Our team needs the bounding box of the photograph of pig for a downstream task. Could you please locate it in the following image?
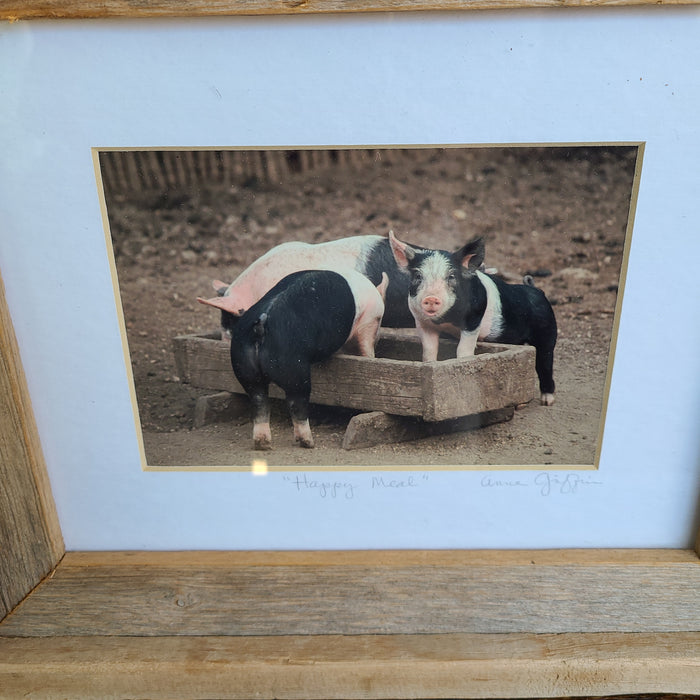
[199,230,556,414]
[100,146,638,469]
[201,268,387,450]
[387,231,557,406]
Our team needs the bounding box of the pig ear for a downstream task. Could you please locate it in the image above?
[197,295,243,315]
[456,237,485,271]
[211,280,230,297]
[388,230,415,269]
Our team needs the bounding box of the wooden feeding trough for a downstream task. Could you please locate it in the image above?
[173,328,537,448]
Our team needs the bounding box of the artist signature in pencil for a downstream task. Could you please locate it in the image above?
[481,472,603,496]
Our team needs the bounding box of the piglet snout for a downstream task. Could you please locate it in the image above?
[421,296,442,315]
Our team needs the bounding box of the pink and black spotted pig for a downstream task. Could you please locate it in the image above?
[215,268,387,450]
[198,235,416,338]
[199,231,557,408]
[389,231,557,406]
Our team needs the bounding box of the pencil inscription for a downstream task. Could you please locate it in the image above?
[480,471,603,496]
[282,473,430,499]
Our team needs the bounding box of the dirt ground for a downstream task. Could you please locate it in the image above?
[103,146,638,470]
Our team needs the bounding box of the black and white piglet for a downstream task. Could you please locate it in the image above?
[389,231,557,406]
[227,268,387,450]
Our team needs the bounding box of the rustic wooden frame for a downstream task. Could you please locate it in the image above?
[2,215,699,700]
[1,4,699,698]
[0,0,698,19]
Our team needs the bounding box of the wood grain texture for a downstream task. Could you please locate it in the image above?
[0,273,64,622]
[97,150,423,196]
[0,633,698,698]
[31,547,700,566]
[193,390,250,427]
[174,333,426,415]
[1,0,699,20]
[341,406,515,449]
[1,550,698,637]
[173,333,535,420]
[420,345,535,421]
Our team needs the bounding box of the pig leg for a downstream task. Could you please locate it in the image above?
[344,271,386,357]
[267,355,315,448]
[415,322,441,362]
[249,389,272,451]
[278,367,315,448]
[456,327,479,358]
[231,347,272,449]
[286,393,314,448]
[352,317,381,358]
[535,342,556,406]
[528,301,557,406]
[343,313,380,357]
[292,417,314,449]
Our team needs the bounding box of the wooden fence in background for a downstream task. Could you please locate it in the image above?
[98,149,402,196]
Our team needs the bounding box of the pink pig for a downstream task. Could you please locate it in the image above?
[197,236,384,338]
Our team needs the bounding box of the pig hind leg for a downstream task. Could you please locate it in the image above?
[286,392,314,448]
[503,284,557,406]
[535,339,556,406]
[234,373,272,450]
[530,315,557,406]
[231,349,273,450]
[351,315,382,358]
[249,388,273,450]
[271,364,315,448]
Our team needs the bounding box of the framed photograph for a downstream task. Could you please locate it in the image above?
[98,144,638,471]
[1,4,699,698]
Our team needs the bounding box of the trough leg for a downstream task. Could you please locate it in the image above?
[342,407,515,451]
[193,391,251,428]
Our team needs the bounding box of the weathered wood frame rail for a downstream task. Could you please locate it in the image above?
[2,6,700,698]
[1,0,699,19]
[2,249,700,698]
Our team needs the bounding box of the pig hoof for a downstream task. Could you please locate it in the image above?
[254,437,272,451]
[295,436,315,449]
[541,393,555,406]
